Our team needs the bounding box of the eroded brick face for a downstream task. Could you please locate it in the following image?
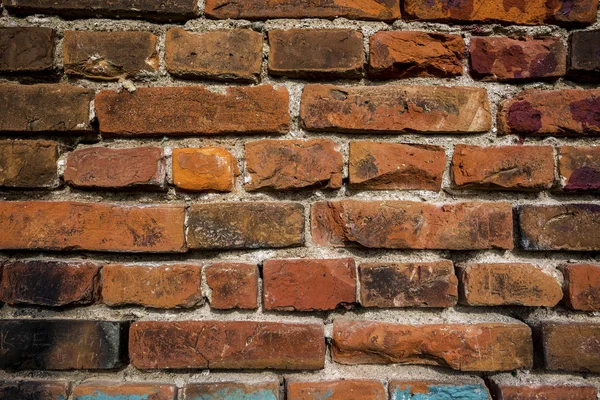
[0,27,55,72]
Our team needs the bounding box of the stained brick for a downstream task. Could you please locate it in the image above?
[205,263,258,310]
[0,140,58,188]
[184,382,279,400]
[568,30,600,81]
[541,322,600,372]
[287,380,385,400]
[562,264,600,311]
[172,148,239,192]
[0,380,69,400]
[0,27,54,72]
[558,146,600,191]
[389,381,490,400]
[489,382,598,400]
[73,382,177,400]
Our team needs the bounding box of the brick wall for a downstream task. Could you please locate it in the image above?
[0,0,599,398]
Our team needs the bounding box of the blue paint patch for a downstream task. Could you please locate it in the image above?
[392,384,488,400]
[313,389,333,400]
[191,388,277,400]
[73,390,149,400]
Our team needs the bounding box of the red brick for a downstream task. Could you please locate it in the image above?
[569,30,600,81]
[451,145,555,190]
[332,320,533,371]
[101,264,202,308]
[166,28,262,82]
[562,264,600,311]
[0,380,69,400]
[245,139,343,191]
[185,382,279,400]
[0,201,185,252]
[96,85,289,137]
[498,89,600,136]
[268,29,364,79]
[559,146,600,191]
[489,382,598,400]
[541,322,600,372]
[359,261,458,308]
[129,320,325,370]
[205,263,258,310]
[172,147,239,192]
[287,380,386,400]
[0,139,58,188]
[349,141,446,191]
[300,84,491,134]
[0,27,54,72]
[0,84,92,133]
[73,382,176,400]
[369,31,464,79]
[263,258,356,311]
[470,36,566,81]
[312,200,513,250]
[389,381,490,399]
[64,147,165,190]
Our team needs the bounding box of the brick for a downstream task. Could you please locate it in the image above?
[369,31,464,79]
[349,141,446,191]
[0,381,69,400]
[517,204,600,251]
[172,148,239,192]
[245,139,343,191]
[451,145,555,190]
[498,89,600,136]
[129,320,325,370]
[73,382,177,400]
[569,30,600,81]
[263,258,357,311]
[403,0,599,26]
[389,381,490,400]
[205,0,399,20]
[562,264,600,311]
[359,261,458,308]
[101,264,202,308]
[0,201,185,252]
[184,382,279,400]
[470,36,566,81]
[287,380,385,400]
[187,202,304,249]
[541,322,600,372]
[332,320,532,371]
[489,382,598,400]
[96,85,289,137]
[268,29,364,79]
[300,84,491,134]
[0,261,99,307]
[0,140,58,188]
[312,200,513,250]
[3,0,198,20]
[166,28,262,82]
[205,263,258,310]
[0,27,54,72]
[0,320,126,370]
[0,84,92,133]
[458,263,562,307]
[559,146,600,191]
[64,147,166,190]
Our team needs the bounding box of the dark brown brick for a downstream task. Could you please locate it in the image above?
[72,382,177,400]
[287,380,386,400]
[205,263,258,310]
[184,382,279,400]
[568,30,600,81]
[541,322,600,372]
[0,140,58,188]
[0,380,69,400]
[0,27,54,72]
[559,146,600,191]
[562,264,600,311]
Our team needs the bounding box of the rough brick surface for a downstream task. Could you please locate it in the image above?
[541,322,600,372]
[0,140,58,188]
[172,148,239,192]
[559,146,600,191]
[205,263,258,310]
[185,382,279,400]
[562,264,600,311]
[569,30,600,81]
[72,382,177,400]
[0,27,54,72]
[489,382,598,400]
[0,381,69,400]
[287,380,386,400]
[129,321,325,370]
[301,85,491,134]
[389,381,490,400]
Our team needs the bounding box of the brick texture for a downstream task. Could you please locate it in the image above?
[389,381,490,400]
[185,382,279,400]
[562,264,600,311]
[172,147,239,192]
[287,380,386,400]
[489,382,598,400]
[558,146,600,191]
[0,27,54,72]
[0,381,69,400]
[0,140,58,188]
[569,30,600,81]
[72,382,177,400]
[205,263,258,310]
[541,322,600,372]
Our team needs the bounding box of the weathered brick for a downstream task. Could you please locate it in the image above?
[470,36,566,81]
[0,140,58,188]
[0,320,127,370]
[359,261,458,308]
[185,382,279,400]
[0,261,99,307]
[0,201,186,252]
[205,263,258,310]
[64,147,166,190]
[451,145,555,190]
[458,263,562,306]
[389,381,490,400]
[205,0,400,20]
[263,258,356,311]
[403,0,599,26]
[287,379,385,400]
[129,321,325,370]
[541,322,600,372]
[0,84,92,133]
[562,264,600,311]
[489,382,598,400]
[73,382,177,400]
[101,264,202,308]
[369,31,464,79]
[96,85,289,137]
[0,27,54,72]
[332,320,533,371]
[498,89,600,136]
[312,200,513,250]
[172,148,239,192]
[517,204,600,251]
[349,141,446,191]
[568,30,600,81]
[559,146,600,191]
[0,380,69,400]
[245,139,343,191]
[300,85,491,134]
[187,202,304,249]
[268,29,364,79]
[166,28,262,82]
